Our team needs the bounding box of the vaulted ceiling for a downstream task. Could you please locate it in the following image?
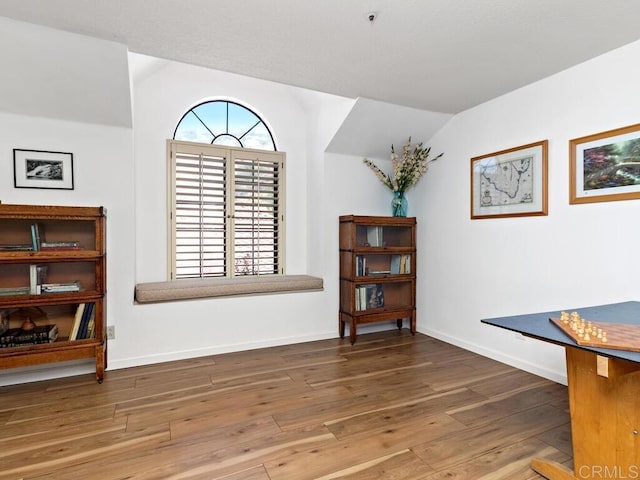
[2,0,640,114]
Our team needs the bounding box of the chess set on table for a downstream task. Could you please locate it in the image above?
[550,310,640,352]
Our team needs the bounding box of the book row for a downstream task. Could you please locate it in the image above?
[0,264,81,297]
[0,302,95,347]
[355,254,412,276]
[0,222,80,252]
[0,323,58,347]
[355,284,385,311]
[69,302,96,341]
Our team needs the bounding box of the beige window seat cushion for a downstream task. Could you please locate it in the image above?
[135,275,323,303]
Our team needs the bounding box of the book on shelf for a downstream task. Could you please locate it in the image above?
[402,254,410,274]
[40,281,81,294]
[390,255,400,274]
[87,304,96,339]
[29,264,48,294]
[77,302,95,340]
[30,223,45,251]
[356,255,366,276]
[0,286,30,296]
[69,303,86,341]
[355,284,384,311]
[0,324,58,347]
[390,254,411,274]
[0,243,34,252]
[40,241,81,250]
[86,314,96,339]
[366,226,384,247]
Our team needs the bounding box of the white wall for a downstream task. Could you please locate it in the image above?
[417,39,640,383]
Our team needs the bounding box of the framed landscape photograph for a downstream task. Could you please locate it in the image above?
[470,140,548,219]
[570,123,640,204]
[13,149,74,190]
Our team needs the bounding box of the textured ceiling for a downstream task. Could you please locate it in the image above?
[1,0,640,114]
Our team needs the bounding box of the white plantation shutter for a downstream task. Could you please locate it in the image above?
[169,140,285,280]
[232,150,283,276]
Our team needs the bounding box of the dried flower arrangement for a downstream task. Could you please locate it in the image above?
[363,137,443,193]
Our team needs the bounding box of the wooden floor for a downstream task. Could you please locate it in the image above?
[0,331,573,480]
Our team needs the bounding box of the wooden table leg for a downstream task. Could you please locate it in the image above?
[530,458,576,480]
[533,347,640,479]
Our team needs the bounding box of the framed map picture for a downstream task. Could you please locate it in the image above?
[570,123,640,204]
[471,140,548,219]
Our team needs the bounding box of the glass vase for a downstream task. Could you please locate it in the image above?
[391,191,408,217]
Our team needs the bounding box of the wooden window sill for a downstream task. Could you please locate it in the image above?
[134,275,323,303]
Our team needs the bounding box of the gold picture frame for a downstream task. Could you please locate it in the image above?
[570,123,640,204]
[471,140,548,219]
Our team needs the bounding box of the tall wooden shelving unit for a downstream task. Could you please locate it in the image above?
[0,204,107,382]
[339,215,416,344]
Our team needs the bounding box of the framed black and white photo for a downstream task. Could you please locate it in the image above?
[13,149,74,190]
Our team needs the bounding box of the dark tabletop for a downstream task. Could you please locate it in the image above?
[481,300,640,363]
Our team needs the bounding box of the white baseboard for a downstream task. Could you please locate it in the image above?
[419,327,568,386]
[109,322,399,370]
[107,330,339,370]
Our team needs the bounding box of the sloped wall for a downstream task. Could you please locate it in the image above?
[418,39,640,383]
[0,16,131,127]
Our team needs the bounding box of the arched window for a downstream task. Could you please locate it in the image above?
[174,100,276,151]
[168,100,284,280]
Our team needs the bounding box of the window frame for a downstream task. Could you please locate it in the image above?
[167,139,286,281]
[173,99,276,151]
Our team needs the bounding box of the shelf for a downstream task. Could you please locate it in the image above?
[0,292,103,308]
[352,275,413,281]
[0,204,106,382]
[0,337,101,353]
[0,251,104,262]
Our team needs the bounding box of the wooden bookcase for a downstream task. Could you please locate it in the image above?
[339,215,416,344]
[0,204,107,382]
